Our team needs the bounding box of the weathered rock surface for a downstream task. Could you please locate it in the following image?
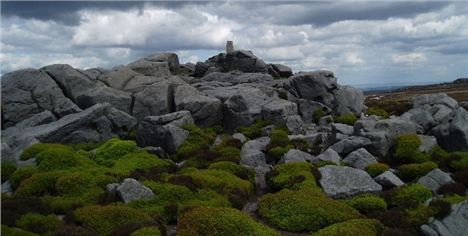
[374,171,405,188]
[343,148,377,170]
[240,137,270,168]
[269,64,293,78]
[297,99,331,124]
[279,149,313,164]
[2,103,137,163]
[1,69,80,128]
[135,111,194,154]
[421,201,468,236]
[111,178,155,203]
[127,52,179,76]
[329,136,372,156]
[310,148,341,165]
[334,85,365,115]
[417,168,455,193]
[174,84,222,127]
[200,50,269,75]
[319,165,382,198]
[432,107,468,151]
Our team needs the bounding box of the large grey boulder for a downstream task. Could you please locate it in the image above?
[1,69,80,128]
[135,111,194,154]
[132,77,186,120]
[318,165,382,198]
[127,52,179,76]
[279,149,313,164]
[174,84,222,127]
[343,148,377,170]
[262,99,298,124]
[334,85,365,115]
[201,72,273,85]
[417,168,455,193]
[413,93,458,109]
[14,111,57,128]
[222,88,267,130]
[329,136,372,156]
[269,64,293,78]
[240,137,270,168]
[421,201,468,236]
[200,50,269,75]
[286,115,306,135]
[112,178,155,203]
[311,148,341,165]
[418,135,438,152]
[2,103,137,164]
[282,70,338,109]
[42,64,133,114]
[297,99,331,124]
[432,107,468,151]
[374,171,405,188]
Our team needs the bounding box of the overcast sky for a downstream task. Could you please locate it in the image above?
[1,1,467,86]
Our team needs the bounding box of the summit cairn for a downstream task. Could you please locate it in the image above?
[226,40,235,54]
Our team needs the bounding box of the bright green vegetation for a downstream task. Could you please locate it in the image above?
[2,161,17,182]
[20,143,74,161]
[344,195,387,214]
[237,119,271,139]
[393,134,430,164]
[130,226,162,236]
[74,205,153,235]
[1,225,39,236]
[266,162,318,191]
[15,213,61,234]
[333,113,358,126]
[365,163,389,177]
[366,107,389,118]
[182,169,252,194]
[391,184,433,208]
[266,128,294,162]
[312,219,384,236]
[258,189,361,232]
[108,151,174,177]
[208,161,255,184]
[92,138,138,166]
[405,204,437,227]
[398,161,438,181]
[177,207,279,236]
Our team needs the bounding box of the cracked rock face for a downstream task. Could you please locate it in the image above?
[1,68,81,128]
[421,201,468,236]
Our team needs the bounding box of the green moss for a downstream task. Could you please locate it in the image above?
[208,161,255,184]
[391,184,433,208]
[267,162,318,191]
[269,129,290,148]
[237,120,271,139]
[15,172,61,197]
[15,213,60,234]
[108,151,173,178]
[267,146,291,162]
[2,162,17,182]
[211,146,241,163]
[42,186,104,213]
[448,152,468,170]
[333,113,358,126]
[74,205,152,235]
[312,219,384,236]
[92,138,138,166]
[55,172,93,196]
[313,109,325,124]
[365,163,389,177]
[406,204,437,227]
[176,125,216,162]
[258,189,360,232]
[20,143,73,161]
[441,194,468,204]
[1,225,39,236]
[130,226,161,236]
[36,148,79,171]
[344,195,387,214]
[95,175,118,189]
[393,134,430,164]
[69,142,103,151]
[184,169,252,194]
[366,107,389,118]
[398,161,437,181]
[177,207,279,236]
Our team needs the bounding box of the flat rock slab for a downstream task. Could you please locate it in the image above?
[418,168,454,193]
[319,165,382,198]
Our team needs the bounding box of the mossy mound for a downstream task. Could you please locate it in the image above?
[2,162,17,182]
[397,161,437,181]
[333,113,358,125]
[74,205,153,235]
[1,225,39,236]
[15,172,61,197]
[20,143,74,161]
[176,125,216,162]
[177,207,279,236]
[15,213,61,234]
[92,138,138,166]
[366,107,389,118]
[344,195,387,214]
[130,226,161,236]
[237,119,271,139]
[258,189,361,232]
[391,184,432,208]
[365,163,389,177]
[312,219,384,236]
[9,167,38,190]
[208,161,255,184]
[266,162,318,191]
[108,151,174,178]
[393,134,430,164]
[182,169,253,195]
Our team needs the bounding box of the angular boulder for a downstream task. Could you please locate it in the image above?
[269,64,293,78]
[417,168,455,193]
[432,107,468,151]
[334,85,365,115]
[329,136,372,156]
[421,201,468,236]
[127,52,179,76]
[113,178,155,203]
[318,165,382,198]
[311,148,341,165]
[1,69,80,128]
[262,99,298,124]
[279,149,313,164]
[343,148,377,170]
[240,137,270,168]
[374,171,405,189]
[201,50,269,75]
[136,111,194,154]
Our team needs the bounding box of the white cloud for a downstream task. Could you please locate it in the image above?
[392,52,427,65]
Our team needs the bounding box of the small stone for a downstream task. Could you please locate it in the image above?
[116,178,155,203]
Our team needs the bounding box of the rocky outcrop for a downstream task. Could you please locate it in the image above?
[196,50,269,76]
[279,149,313,164]
[334,85,365,115]
[1,69,81,128]
[431,107,468,151]
[135,111,194,154]
[342,148,377,170]
[127,52,179,76]
[421,201,468,236]
[1,103,136,164]
[417,168,455,193]
[318,165,382,198]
